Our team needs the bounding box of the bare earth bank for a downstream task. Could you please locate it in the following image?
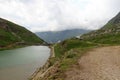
[65,46,120,80]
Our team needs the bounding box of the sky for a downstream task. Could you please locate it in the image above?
[0,0,119,32]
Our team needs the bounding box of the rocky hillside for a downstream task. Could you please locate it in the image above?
[0,18,44,47]
[81,12,120,44]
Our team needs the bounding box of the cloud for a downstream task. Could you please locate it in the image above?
[0,0,119,32]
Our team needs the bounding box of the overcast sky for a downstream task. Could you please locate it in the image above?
[0,0,120,32]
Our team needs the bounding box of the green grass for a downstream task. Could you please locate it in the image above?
[84,33,120,45]
[0,28,19,46]
[54,38,97,58]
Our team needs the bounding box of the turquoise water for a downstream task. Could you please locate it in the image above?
[0,46,50,80]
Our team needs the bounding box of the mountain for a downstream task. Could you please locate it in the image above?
[35,29,90,43]
[0,18,44,48]
[81,12,120,44]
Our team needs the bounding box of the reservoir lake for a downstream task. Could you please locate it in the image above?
[0,46,50,80]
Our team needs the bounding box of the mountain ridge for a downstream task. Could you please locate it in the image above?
[36,29,90,43]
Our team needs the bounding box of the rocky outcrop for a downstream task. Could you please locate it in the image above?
[31,61,60,80]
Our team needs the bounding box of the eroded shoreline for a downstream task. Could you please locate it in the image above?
[29,46,56,80]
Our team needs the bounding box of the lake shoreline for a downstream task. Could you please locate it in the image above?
[0,41,49,51]
[0,44,49,51]
[29,46,55,80]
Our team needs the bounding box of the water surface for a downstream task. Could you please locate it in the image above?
[0,46,50,80]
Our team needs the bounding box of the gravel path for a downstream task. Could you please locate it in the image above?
[65,46,120,80]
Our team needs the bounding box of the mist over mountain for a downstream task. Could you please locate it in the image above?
[36,29,90,43]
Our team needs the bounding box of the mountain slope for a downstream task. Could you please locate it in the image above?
[81,12,120,44]
[36,29,90,43]
[0,18,44,47]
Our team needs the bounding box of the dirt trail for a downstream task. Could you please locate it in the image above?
[65,46,120,80]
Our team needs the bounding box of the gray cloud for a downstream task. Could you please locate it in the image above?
[0,0,119,32]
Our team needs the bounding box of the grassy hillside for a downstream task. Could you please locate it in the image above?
[81,12,120,45]
[54,38,97,58]
[0,18,44,47]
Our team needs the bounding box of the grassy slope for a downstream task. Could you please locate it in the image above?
[0,28,19,46]
[0,18,44,47]
[83,33,120,45]
[54,38,97,58]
